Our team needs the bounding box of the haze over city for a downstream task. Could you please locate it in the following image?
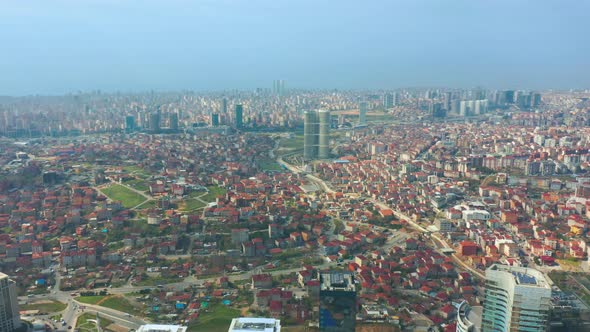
[2,2,590,332]
[1,0,590,95]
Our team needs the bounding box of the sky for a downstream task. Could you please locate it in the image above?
[0,0,589,95]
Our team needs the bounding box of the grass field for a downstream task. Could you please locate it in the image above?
[179,199,207,211]
[136,200,157,210]
[99,295,142,315]
[101,184,146,208]
[77,295,142,316]
[76,313,114,332]
[135,275,181,287]
[76,296,106,305]
[258,158,282,171]
[122,165,150,178]
[188,303,240,332]
[123,179,149,192]
[189,190,207,198]
[279,134,304,150]
[201,186,227,202]
[20,300,66,313]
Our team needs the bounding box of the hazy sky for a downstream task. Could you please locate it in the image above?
[1,0,589,95]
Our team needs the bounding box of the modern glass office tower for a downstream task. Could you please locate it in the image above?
[482,264,551,332]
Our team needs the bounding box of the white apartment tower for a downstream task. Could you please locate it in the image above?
[0,272,21,332]
[482,265,551,332]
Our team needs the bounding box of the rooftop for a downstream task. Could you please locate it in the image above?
[228,317,281,332]
[320,271,355,292]
[136,324,188,332]
[487,264,550,288]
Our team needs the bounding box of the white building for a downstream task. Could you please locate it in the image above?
[456,301,482,332]
[482,265,551,332]
[137,324,188,332]
[228,317,281,332]
[0,272,21,332]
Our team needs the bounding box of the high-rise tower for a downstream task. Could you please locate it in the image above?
[211,113,219,126]
[169,112,179,131]
[304,111,318,160]
[383,93,394,109]
[304,110,330,160]
[125,115,135,133]
[482,264,551,332]
[0,272,21,332]
[358,101,367,126]
[149,109,161,133]
[235,104,243,129]
[318,110,330,158]
[221,98,228,114]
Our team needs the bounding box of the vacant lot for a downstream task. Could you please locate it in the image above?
[20,300,66,313]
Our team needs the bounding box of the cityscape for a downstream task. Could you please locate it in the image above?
[2,1,590,332]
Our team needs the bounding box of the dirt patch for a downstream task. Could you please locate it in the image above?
[105,323,129,332]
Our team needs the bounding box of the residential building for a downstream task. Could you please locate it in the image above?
[456,301,482,332]
[320,271,356,331]
[482,265,551,332]
[0,272,21,332]
[304,109,330,160]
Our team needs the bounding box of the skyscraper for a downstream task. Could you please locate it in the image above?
[304,111,318,159]
[221,98,228,114]
[125,115,135,133]
[318,110,330,158]
[358,101,367,126]
[383,93,394,109]
[149,109,161,133]
[211,113,219,126]
[320,271,356,331]
[235,104,243,129]
[444,92,452,111]
[0,272,21,332]
[482,264,551,332]
[304,109,330,160]
[273,80,285,96]
[169,112,179,131]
